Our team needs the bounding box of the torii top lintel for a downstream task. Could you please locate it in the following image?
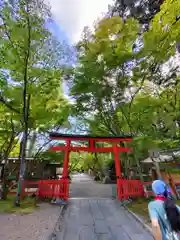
[50,134,133,178]
[50,133,133,153]
[49,133,133,143]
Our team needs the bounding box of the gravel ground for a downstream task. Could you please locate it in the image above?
[0,203,62,240]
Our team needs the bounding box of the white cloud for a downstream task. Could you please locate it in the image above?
[48,0,113,43]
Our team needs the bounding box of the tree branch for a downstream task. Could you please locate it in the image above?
[0,96,20,114]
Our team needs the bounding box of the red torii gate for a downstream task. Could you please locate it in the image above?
[50,133,132,178]
[37,133,145,200]
[48,133,138,199]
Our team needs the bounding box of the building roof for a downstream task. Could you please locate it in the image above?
[1,157,61,165]
[5,157,48,161]
[142,156,172,163]
[7,157,36,161]
[49,132,133,140]
[142,151,180,163]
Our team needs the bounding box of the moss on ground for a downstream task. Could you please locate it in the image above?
[0,195,38,214]
[128,198,180,220]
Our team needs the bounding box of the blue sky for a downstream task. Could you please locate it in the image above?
[48,21,73,98]
[48,0,113,44]
[47,0,113,99]
[48,21,70,44]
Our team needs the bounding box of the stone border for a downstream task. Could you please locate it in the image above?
[48,204,67,240]
[122,203,154,238]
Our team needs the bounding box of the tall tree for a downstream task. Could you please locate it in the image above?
[70,16,155,136]
[0,0,71,204]
[69,1,180,178]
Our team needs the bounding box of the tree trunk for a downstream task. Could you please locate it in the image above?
[15,1,31,206]
[15,96,30,206]
[133,151,144,182]
[1,165,9,200]
[1,134,16,200]
[153,161,162,179]
[28,130,37,157]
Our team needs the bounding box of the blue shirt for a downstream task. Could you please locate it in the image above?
[148,200,180,240]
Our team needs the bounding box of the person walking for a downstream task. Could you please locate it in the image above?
[148,180,180,240]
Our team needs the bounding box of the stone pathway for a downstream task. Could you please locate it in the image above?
[69,182,112,199]
[55,199,154,240]
[0,203,62,240]
[69,173,113,199]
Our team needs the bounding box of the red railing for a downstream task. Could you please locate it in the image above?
[5,179,68,200]
[21,181,39,199]
[4,179,180,201]
[117,179,144,200]
[37,179,69,200]
[8,180,39,199]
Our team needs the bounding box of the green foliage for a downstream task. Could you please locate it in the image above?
[0,104,21,158]
[69,2,180,175]
[0,0,70,127]
[77,153,106,172]
[1,0,179,179]
[0,0,71,162]
[9,142,21,157]
[37,150,64,164]
[143,0,180,62]
[71,16,142,137]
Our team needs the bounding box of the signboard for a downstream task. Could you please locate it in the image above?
[148,149,160,158]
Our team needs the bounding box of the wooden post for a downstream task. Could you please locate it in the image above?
[89,139,94,151]
[153,161,162,179]
[114,145,121,178]
[62,140,70,178]
[114,145,121,200]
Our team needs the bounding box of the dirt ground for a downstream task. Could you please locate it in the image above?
[0,203,62,240]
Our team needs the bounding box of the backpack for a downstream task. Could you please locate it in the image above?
[161,216,180,240]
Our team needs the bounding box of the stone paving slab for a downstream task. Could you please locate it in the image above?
[56,199,154,240]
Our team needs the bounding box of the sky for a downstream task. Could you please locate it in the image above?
[47,0,113,99]
[48,0,113,44]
